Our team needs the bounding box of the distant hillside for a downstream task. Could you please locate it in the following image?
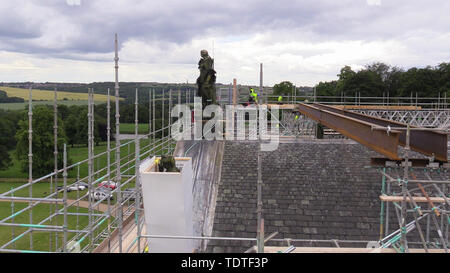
[0,87,116,102]
[0,82,256,103]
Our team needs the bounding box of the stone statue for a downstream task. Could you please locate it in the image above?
[196,49,216,108]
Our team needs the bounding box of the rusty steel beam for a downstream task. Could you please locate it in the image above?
[296,103,401,160]
[311,104,448,162]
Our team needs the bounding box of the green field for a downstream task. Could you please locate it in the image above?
[1,87,116,102]
[119,123,150,134]
[0,100,105,111]
[0,87,124,110]
[0,202,108,252]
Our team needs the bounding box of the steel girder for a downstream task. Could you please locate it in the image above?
[295,103,448,162]
[311,104,448,162]
[296,103,402,160]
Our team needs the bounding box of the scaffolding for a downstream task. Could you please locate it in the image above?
[0,89,187,253]
[0,36,449,254]
[375,125,450,253]
[0,35,187,253]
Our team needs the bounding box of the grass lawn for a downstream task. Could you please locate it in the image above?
[119,123,150,134]
[0,202,109,252]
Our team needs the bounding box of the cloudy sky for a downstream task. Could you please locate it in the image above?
[0,0,449,86]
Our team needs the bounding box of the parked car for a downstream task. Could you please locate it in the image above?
[122,188,136,201]
[57,183,87,192]
[90,188,114,201]
[75,182,89,188]
[99,181,118,190]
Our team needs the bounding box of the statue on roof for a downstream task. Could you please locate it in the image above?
[196,49,216,108]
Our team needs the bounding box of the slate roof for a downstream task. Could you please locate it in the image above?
[206,140,450,253]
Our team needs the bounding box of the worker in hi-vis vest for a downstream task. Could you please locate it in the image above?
[154,158,161,171]
[249,87,258,104]
[278,95,283,104]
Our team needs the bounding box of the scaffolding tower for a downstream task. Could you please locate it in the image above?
[0,35,449,253]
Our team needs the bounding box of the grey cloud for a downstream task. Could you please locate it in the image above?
[0,0,449,62]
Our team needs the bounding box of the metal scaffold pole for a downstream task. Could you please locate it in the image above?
[114,33,123,253]
[256,110,264,253]
[51,87,58,251]
[162,89,165,154]
[76,164,80,233]
[134,88,142,253]
[260,63,264,104]
[153,89,156,148]
[107,88,112,252]
[380,167,386,240]
[28,86,33,250]
[400,124,410,253]
[149,89,152,137]
[87,88,94,250]
[62,144,68,252]
[169,89,172,154]
[11,188,15,249]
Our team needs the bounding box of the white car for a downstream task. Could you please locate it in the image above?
[57,184,86,192]
[90,189,114,201]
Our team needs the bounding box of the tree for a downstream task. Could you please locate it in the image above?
[384,66,404,97]
[397,67,439,97]
[273,81,295,96]
[73,108,101,146]
[437,62,450,97]
[57,104,70,120]
[0,109,22,170]
[0,119,13,170]
[337,66,356,81]
[15,106,70,176]
[64,114,79,147]
[342,70,385,97]
[315,81,338,102]
[365,62,391,82]
[336,66,356,94]
[64,105,111,147]
[0,145,11,170]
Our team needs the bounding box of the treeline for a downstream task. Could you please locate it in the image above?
[315,62,450,99]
